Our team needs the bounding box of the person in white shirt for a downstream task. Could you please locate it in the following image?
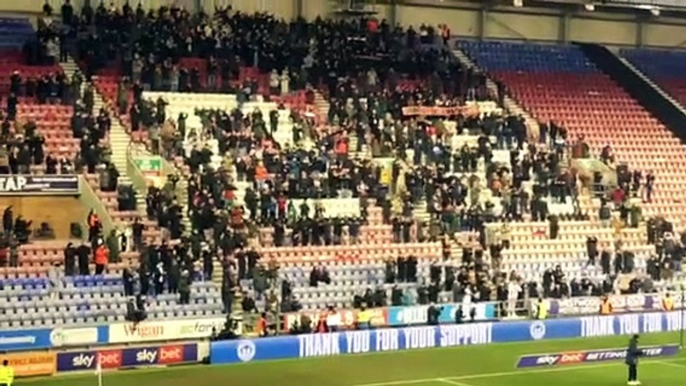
[462,285,473,316]
[46,38,58,64]
[269,70,279,95]
[48,263,63,300]
[326,309,341,332]
[280,71,290,95]
[120,227,132,252]
[507,280,522,317]
[367,69,378,91]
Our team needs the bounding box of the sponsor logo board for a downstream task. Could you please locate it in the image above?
[0,175,79,195]
[56,344,198,372]
[517,345,680,368]
[108,318,225,344]
[0,352,56,377]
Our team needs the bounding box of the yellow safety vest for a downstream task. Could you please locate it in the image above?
[664,298,674,311]
[358,311,371,323]
[600,301,612,315]
[0,367,9,384]
[537,301,548,320]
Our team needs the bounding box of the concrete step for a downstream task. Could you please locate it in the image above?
[413,212,431,220]
[348,136,358,156]
[617,55,686,116]
[212,261,224,283]
[412,206,431,221]
[83,69,192,238]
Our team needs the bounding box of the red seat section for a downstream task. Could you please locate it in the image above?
[460,41,686,223]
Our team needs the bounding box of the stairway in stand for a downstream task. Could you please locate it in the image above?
[450,239,463,261]
[59,59,79,86]
[348,134,362,159]
[105,92,190,240]
[411,199,431,225]
[451,47,540,139]
[312,90,330,124]
[60,59,136,205]
[312,89,368,159]
[57,58,156,246]
[62,56,190,244]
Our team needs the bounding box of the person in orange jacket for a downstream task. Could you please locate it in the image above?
[257,312,269,337]
[87,210,101,244]
[94,242,109,275]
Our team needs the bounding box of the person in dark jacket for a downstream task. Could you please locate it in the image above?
[123,267,135,297]
[586,236,598,265]
[178,270,190,304]
[63,242,76,276]
[600,249,611,275]
[548,214,559,240]
[625,334,642,385]
[76,242,91,275]
[132,217,144,251]
[2,206,12,235]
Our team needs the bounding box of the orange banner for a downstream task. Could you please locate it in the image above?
[0,351,56,377]
[283,308,389,330]
[401,105,479,117]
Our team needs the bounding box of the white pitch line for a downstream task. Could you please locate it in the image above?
[354,378,446,386]
[437,379,474,386]
[352,357,686,386]
[655,360,686,370]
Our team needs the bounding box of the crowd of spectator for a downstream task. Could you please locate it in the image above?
[7,70,76,106]
[67,4,571,324]
[0,1,669,335]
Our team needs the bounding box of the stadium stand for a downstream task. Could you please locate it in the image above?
[458,41,681,219]
[64,9,518,317]
[0,14,223,327]
[455,40,670,297]
[0,3,680,332]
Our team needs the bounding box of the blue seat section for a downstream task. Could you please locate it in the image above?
[0,273,224,329]
[0,17,34,50]
[457,41,597,73]
[621,48,686,78]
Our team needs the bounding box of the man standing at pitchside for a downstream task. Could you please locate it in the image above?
[625,334,642,385]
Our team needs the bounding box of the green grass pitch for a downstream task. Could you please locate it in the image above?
[17,331,686,386]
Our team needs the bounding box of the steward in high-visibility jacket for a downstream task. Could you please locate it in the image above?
[0,359,14,386]
[600,296,613,315]
[536,299,548,319]
[357,308,371,330]
[663,293,675,311]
